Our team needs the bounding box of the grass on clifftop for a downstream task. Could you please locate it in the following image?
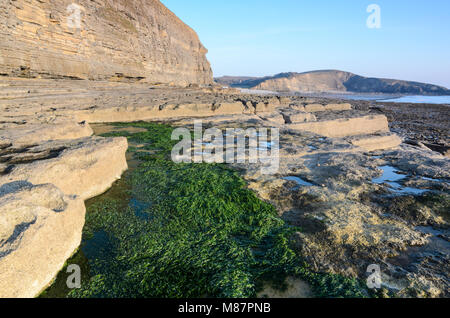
[67,122,368,298]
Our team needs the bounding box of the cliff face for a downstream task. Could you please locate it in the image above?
[216,70,450,95]
[253,71,353,93]
[0,0,212,85]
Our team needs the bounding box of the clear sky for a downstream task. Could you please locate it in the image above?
[161,0,450,88]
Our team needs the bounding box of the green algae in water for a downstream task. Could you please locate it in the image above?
[40,173,133,298]
[44,122,369,298]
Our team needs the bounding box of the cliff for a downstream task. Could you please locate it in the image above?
[0,0,212,85]
[216,70,450,95]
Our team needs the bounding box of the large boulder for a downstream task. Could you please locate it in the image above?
[0,132,128,297]
[0,181,85,298]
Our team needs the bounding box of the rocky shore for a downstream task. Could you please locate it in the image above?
[363,101,449,157]
[1,0,447,300]
[1,76,448,297]
[0,108,128,297]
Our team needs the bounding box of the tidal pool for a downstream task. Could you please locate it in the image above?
[41,122,369,299]
[283,176,314,189]
[373,165,429,195]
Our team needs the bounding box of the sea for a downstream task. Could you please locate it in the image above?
[300,93,450,104]
[237,88,450,105]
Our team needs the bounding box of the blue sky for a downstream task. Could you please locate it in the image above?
[161,0,450,88]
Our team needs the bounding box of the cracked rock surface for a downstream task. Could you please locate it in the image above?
[0,77,448,297]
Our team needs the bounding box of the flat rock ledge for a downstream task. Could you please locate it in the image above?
[0,121,128,297]
[0,136,129,201]
[0,182,85,298]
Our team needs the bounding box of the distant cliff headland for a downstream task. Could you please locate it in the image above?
[216,70,450,95]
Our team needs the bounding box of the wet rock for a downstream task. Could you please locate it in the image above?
[385,146,450,180]
[231,125,449,297]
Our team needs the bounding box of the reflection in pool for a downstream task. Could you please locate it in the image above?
[283,176,314,189]
[372,165,428,195]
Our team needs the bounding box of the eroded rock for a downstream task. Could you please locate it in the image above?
[226,122,449,297]
[0,181,85,298]
[288,115,390,138]
[0,136,128,200]
[0,0,212,85]
[0,122,93,147]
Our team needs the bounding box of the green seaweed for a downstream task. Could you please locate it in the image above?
[63,122,369,298]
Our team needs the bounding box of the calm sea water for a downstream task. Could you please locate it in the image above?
[379,95,450,104]
[241,89,450,104]
[296,92,450,104]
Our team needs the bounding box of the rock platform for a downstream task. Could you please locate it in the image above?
[1,77,448,297]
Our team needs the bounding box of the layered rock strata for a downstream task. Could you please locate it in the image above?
[0,0,212,85]
[0,182,85,298]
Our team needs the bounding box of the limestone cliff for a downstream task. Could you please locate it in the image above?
[0,0,212,85]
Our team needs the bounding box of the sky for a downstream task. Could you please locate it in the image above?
[161,0,450,88]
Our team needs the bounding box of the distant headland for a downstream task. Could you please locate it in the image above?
[215,70,450,95]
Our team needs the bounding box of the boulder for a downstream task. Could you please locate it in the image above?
[303,103,352,112]
[258,113,286,125]
[304,104,326,112]
[255,102,279,114]
[288,115,390,138]
[349,133,402,151]
[0,181,85,298]
[282,111,317,124]
[324,103,352,111]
